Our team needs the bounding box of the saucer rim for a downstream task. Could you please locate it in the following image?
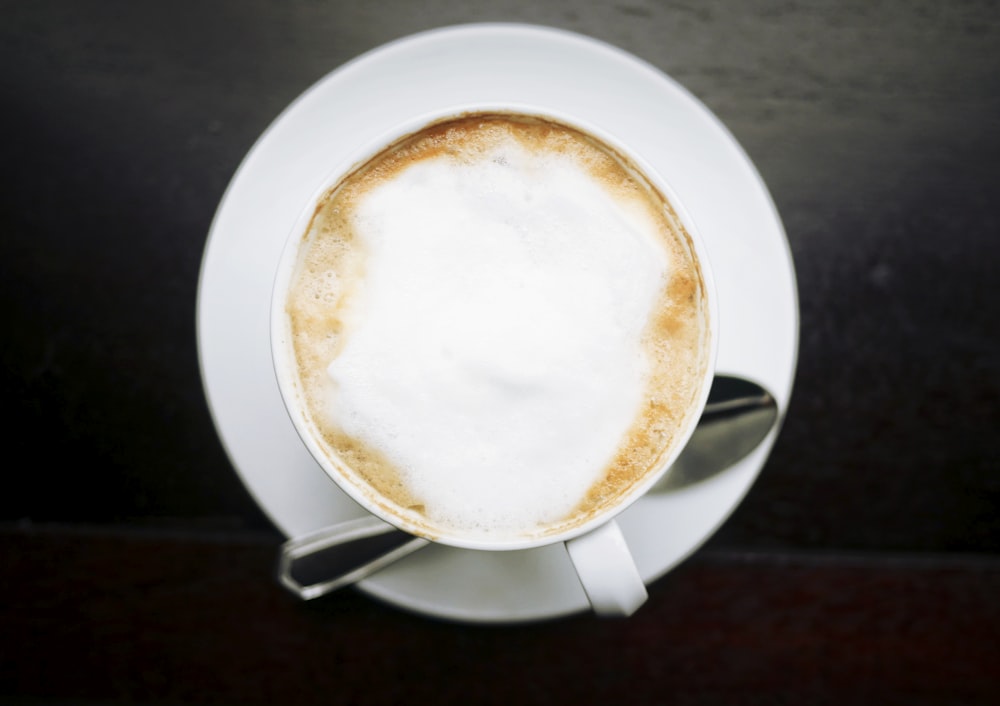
[196,22,799,623]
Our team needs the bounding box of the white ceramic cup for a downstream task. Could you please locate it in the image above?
[271,105,718,617]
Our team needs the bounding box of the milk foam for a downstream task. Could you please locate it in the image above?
[325,138,666,538]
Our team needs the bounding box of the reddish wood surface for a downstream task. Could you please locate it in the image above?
[3,526,998,705]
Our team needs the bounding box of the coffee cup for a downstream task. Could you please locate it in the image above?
[271,105,717,616]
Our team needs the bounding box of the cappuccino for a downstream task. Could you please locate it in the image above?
[280,112,711,543]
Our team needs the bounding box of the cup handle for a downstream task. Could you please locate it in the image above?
[565,520,648,617]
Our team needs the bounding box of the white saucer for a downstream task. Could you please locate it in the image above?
[196,23,798,623]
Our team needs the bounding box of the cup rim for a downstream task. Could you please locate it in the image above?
[270,102,719,552]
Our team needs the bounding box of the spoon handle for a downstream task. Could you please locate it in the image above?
[278,515,428,600]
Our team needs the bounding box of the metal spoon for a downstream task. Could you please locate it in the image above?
[652,374,778,491]
[278,374,777,600]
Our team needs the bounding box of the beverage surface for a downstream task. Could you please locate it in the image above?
[284,113,710,543]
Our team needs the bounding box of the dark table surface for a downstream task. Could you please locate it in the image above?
[2,2,998,704]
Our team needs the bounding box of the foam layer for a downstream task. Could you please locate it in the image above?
[285,114,709,542]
